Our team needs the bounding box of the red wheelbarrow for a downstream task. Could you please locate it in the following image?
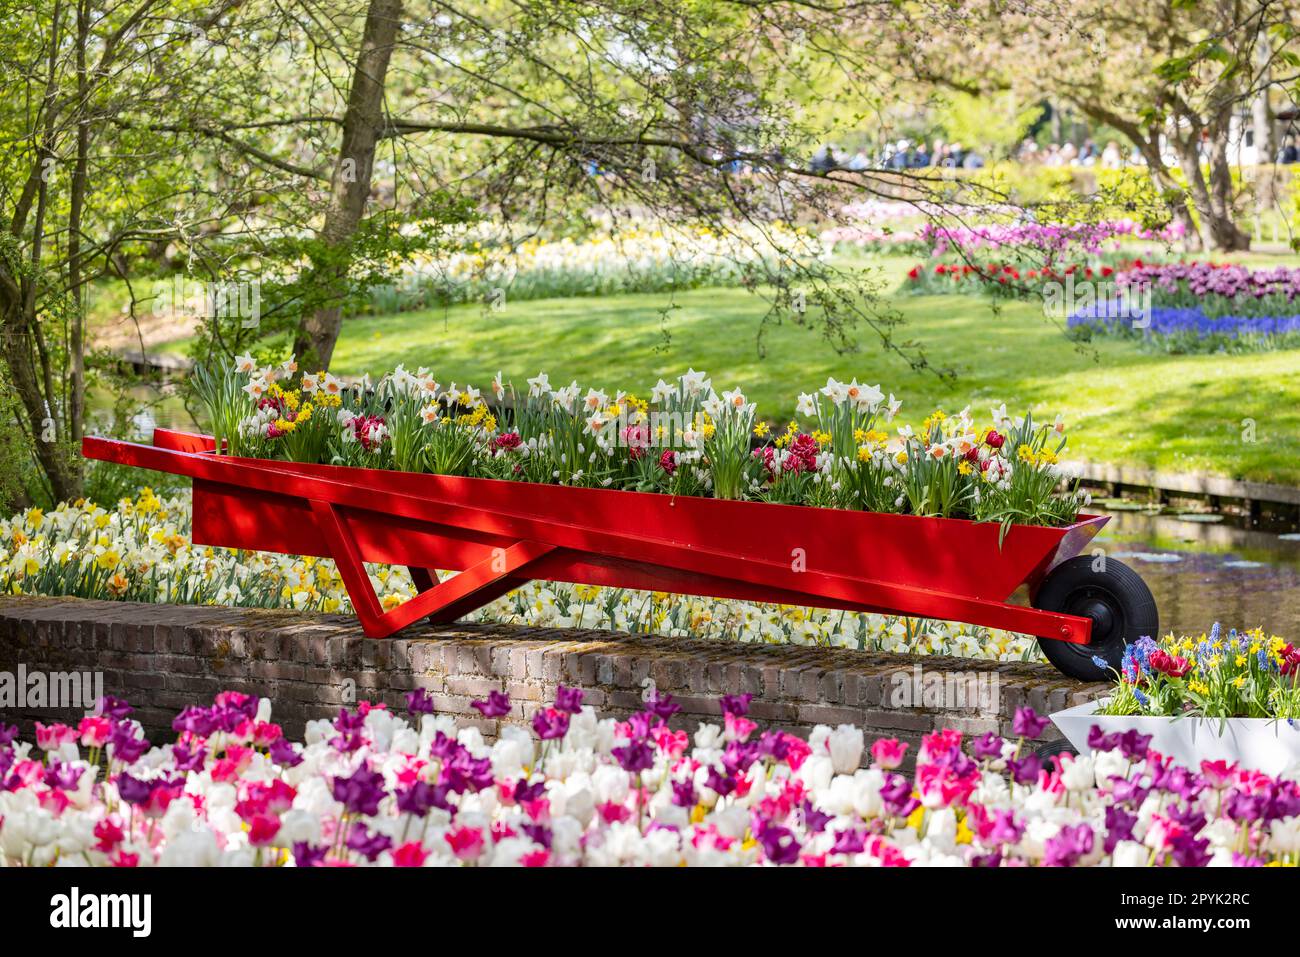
[83,429,1157,681]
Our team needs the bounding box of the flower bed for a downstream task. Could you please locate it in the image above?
[1097,625,1300,721]
[364,223,824,314]
[4,691,1296,867]
[193,359,1087,530]
[1053,625,1300,775]
[1061,261,1300,353]
[0,492,1043,661]
[916,220,1184,258]
[822,203,1181,258]
[1067,305,1300,354]
[904,260,1124,298]
[1116,261,1300,318]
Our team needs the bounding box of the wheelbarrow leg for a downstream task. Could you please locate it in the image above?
[309,500,553,637]
[408,567,439,592]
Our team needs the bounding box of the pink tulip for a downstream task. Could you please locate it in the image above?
[444,825,485,861]
[870,737,908,770]
[391,841,431,867]
[78,715,112,748]
[34,721,78,752]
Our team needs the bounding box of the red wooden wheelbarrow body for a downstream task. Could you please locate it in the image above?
[83,429,1108,646]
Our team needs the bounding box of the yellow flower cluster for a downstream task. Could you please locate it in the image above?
[2,491,1043,663]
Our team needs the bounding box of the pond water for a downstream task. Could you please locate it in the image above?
[87,382,201,437]
[1090,506,1300,638]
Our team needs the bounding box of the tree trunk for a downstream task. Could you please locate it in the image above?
[1252,34,1277,163]
[1124,127,1202,252]
[67,0,89,455]
[292,0,404,370]
[0,300,81,502]
[1075,104,1203,251]
[1171,125,1250,252]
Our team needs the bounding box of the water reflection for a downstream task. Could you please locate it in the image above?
[88,382,199,436]
[1094,508,1300,637]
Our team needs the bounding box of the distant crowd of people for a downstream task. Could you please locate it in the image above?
[810,132,1300,173]
[811,140,986,172]
[1015,138,1133,168]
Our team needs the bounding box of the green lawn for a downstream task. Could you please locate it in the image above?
[326,255,1300,486]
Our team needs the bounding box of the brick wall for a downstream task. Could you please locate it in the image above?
[0,595,1105,763]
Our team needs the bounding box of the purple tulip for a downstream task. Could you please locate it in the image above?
[331,764,387,816]
[671,779,697,808]
[406,688,436,715]
[293,842,328,867]
[1169,833,1212,868]
[471,690,511,718]
[721,739,761,776]
[612,739,655,774]
[720,693,752,718]
[802,801,832,834]
[395,781,439,817]
[1117,729,1153,761]
[115,772,154,806]
[705,766,736,798]
[1007,754,1042,786]
[521,822,552,849]
[1012,707,1049,740]
[440,752,495,794]
[988,809,1024,845]
[879,774,912,806]
[754,822,800,865]
[757,730,791,761]
[268,738,302,769]
[172,741,208,772]
[553,685,585,715]
[625,711,655,740]
[1108,776,1148,807]
[513,777,546,803]
[1043,823,1094,866]
[429,731,461,761]
[1103,805,1137,853]
[880,774,920,817]
[172,705,216,737]
[1088,727,1119,752]
[44,759,82,791]
[971,732,1004,760]
[109,725,148,764]
[97,696,134,721]
[346,823,393,862]
[831,828,867,855]
[333,708,366,733]
[645,689,681,721]
[532,708,570,741]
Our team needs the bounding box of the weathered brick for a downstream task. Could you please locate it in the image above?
[0,595,1107,747]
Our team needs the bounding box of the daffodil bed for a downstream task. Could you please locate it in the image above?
[3,689,1298,867]
[1,491,1042,661]
[365,222,823,314]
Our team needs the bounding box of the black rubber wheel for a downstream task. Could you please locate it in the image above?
[1035,738,1078,762]
[1032,556,1158,681]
